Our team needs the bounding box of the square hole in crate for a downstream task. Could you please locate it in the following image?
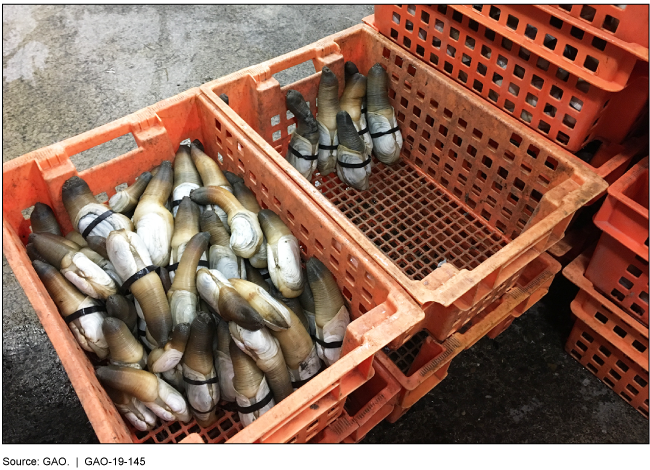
[518,47,531,61]
[465,36,475,50]
[525,24,538,40]
[506,14,519,30]
[481,44,492,59]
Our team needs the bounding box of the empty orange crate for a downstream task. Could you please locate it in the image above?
[565,249,648,369]
[200,23,607,342]
[539,5,649,56]
[310,359,401,444]
[2,88,425,443]
[594,157,649,260]
[371,5,649,151]
[587,157,649,325]
[375,252,561,412]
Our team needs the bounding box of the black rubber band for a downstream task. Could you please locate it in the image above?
[81,210,115,238]
[65,305,104,324]
[121,265,157,292]
[370,126,400,139]
[166,260,209,273]
[337,156,372,169]
[291,364,324,388]
[259,269,270,280]
[313,336,343,349]
[183,375,220,386]
[137,328,146,337]
[358,127,369,136]
[235,390,274,414]
[361,107,367,114]
[318,143,337,151]
[171,199,182,208]
[289,144,318,161]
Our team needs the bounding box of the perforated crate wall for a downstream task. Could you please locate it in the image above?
[373,4,648,151]
[567,318,649,418]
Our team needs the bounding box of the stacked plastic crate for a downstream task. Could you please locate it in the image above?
[564,158,649,418]
[304,4,650,438]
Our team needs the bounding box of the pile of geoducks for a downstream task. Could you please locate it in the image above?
[27,140,349,432]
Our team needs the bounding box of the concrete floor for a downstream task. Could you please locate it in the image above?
[2,5,648,444]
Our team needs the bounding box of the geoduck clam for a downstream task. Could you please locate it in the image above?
[96,365,191,423]
[191,186,263,259]
[230,279,320,387]
[229,321,293,404]
[306,257,350,366]
[182,312,220,427]
[229,338,275,427]
[189,139,231,227]
[335,110,371,191]
[340,70,373,156]
[233,181,267,269]
[285,90,320,180]
[30,202,61,236]
[132,160,175,267]
[30,232,118,300]
[104,386,158,431]
[106,229,172,348]
[258,209,304,298]
[108,171,153,215]
[168,197,208,283]
[172,144,202,218]
[316,66,341,176]
[103,317,147,369]
[167,231,210,326]
[366,63,403,165]
[33,260,108,359]
[106,294,138,336]
[216,319,237,402]
[61,176,134,238]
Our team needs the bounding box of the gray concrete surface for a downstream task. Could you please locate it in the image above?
[2,5,648,444]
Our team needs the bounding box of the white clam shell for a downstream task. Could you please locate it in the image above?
[108,191,134,214]
[68,296,109,359]
[76,203,134,238]
[196,269,234,315]
[209,245,241,280]
[248,236,267,269]
[315,304,350,366]
[107,230,153,282]
[114,396,158,431]
[286,132,319,180]
[235,375,274,427]
[336,146,371,191]
[267,235,304,298]
[182,363,219,416]
[154,376,191,422]
[169,290,198,326]
[229,323,280,366]
[172,182,200,217]
[135,212,173,267]
[288,345,321,383]
[229,212,261,258]
[62,252,117,300]
[152,349,184,373]
[367,109,402,165]
[216,350,237,402]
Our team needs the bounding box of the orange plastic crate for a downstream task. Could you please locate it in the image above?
[594,157,649,260]
[371,5,649,151]
[588,157,649,324]
[540,5,649,56]
[566,317,648,418]
[375,252,561,412]
[310,359,401,444]
[2,88,425,444]
[200,23,607,342]
[546,138,647,263]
